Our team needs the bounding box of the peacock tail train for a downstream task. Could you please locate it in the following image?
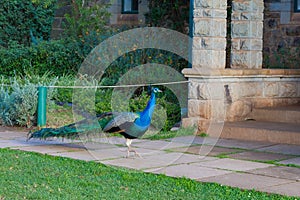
[27,112,114,140]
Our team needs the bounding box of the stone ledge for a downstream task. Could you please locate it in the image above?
[182,68,300,77]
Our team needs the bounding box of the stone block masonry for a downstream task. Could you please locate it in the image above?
[183,69,300,133]
[184,0,300,136]
[263,0,300,68]
[192,0,227,69]
[230,0,264,69]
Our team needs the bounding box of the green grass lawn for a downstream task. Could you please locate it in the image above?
[0,149,298,200]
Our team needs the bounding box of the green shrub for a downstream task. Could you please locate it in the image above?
[102,48,188,86]
[0,39,82,77]
[0,76,57,127]
[0,87,16,126]
[51,75,76,103]
[0,30,119,77]
[0,81,38,127]
[145,0,190,34]
[63,0,111,39]
[0,0,113,77]
[263,47,300,69]
[0,0,56,47]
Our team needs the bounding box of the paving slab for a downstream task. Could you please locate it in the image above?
[145,164,232,180]
[80,142,122,150]
[0,131,27,139]
[263,181,300,197]
[101,152,171,170]
[49,150,101,161]
[214,138,274,150]
[50,146,156,161]
[90,148,139,160]
[166,136,219,145]
[0,139,46,148]
[97,147,165,161]
[133,140,190,151]
[200,172,294,191]
[279,157,300,165]
[248,166,300,181]
[102,152,217,170]
[194,158,273,172]
[11,145,83,154]
[0,142,24,149]
[54,143,86,149]
[228,151,294,162]
[23,138,76,146]
[257,144,300,155]
[171,145,244,157]
[87,136,146,145]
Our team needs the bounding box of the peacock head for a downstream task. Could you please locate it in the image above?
[152,87,162,94]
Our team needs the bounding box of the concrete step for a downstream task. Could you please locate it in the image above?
[218,121,300,145]
[248,105,300,123]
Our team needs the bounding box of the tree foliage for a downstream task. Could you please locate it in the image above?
[0,0,57,47]
[63,0,111,39]
[145,0,190,34]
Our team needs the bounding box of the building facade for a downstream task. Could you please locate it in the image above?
[182,0,300,134]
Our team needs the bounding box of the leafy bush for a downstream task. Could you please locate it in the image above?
[51,75,76,103]
[0,76,57,127]
[145,0,190,34]
[0,0,56,47]
[0,39,82,77]
[102,48,188,86]
[0,87,16,126]
[263,47,300,69]
[63,0,111,39]
[0,0,113,77]
[0,81,38,127]
[0,28,119,77]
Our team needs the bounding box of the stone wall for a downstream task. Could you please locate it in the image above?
[192,0,227,69]
[183,69,300,133]
[183,0,300,134]
[263,0,300,68]
[230,0,264,69]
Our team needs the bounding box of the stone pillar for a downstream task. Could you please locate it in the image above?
[182,0,228,133]
[192,0,227,69]
[230,0,264,68]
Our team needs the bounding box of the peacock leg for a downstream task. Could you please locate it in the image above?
[125,139,142,158]
[132,148,142,158]
[125,138,132,158]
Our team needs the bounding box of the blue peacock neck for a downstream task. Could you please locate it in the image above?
[136,92,156,127]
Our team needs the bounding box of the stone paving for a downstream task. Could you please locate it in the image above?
[0,131,300,198]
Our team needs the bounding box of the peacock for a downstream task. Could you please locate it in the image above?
[27,87,162,157]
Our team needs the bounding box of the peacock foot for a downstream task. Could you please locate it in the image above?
[125,147,143,159]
